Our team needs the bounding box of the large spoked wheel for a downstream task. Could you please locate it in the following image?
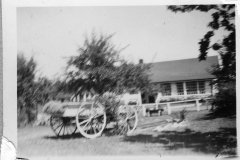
[50,116,77,137]
[117,105,138,134]
[75,102,107,139]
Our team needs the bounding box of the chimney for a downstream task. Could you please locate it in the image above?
[139,59,143,64]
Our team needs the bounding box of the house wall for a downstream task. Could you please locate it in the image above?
[169,80,212,97]
[171,83,178,96]
[70,80,214,104]
[143,79,213,104]
[205,80,212,94]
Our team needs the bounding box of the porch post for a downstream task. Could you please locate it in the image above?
[197,82,199,95]
[138,91,142,106]
[83,93,87,102]
[183,82,187,98]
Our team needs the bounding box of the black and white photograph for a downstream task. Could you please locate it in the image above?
[10,1,239,159]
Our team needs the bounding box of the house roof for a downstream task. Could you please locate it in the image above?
[149,56,218,83]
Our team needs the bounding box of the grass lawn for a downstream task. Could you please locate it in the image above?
[17,109,237,159]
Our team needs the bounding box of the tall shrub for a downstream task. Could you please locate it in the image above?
[212,82,236,115]
[17,54,38,126]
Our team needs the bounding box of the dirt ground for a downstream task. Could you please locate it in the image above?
[17,109,237,159]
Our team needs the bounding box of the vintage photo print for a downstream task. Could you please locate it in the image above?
[2,0,239,160]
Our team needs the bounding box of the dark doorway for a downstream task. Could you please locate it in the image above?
[148,95,155,103]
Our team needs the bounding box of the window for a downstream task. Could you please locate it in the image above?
[186,81,197,95]
[198,81,205,94]
[161,83,171,96]
[185,81,206,95]
[176,82,184,95]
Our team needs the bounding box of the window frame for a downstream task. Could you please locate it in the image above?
[186,81,198,95]
[161,83,172,96]
[198,81,206,94]
[176,82,184,95]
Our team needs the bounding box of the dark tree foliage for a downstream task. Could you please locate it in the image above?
[35,78,65,102]
[212,82,236,115]
[66,33,157,96]
[17,54,64,127]
[168,5,236,115]
[168,4,236,83]
[17,54,39,126]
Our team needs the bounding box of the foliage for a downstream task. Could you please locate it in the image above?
[95,94,121,121]
[95,94,130,135]
[64,32,164,134]
[172,108,189,121]
[66,32,161,96]
[179,108,189,120]
[168,5,235,83]
[17,53,65,127]
[159,95,212,103]
[142,83,163,96]
[211,82,236,115]
[17,53,39,126]
[168,5,236,115]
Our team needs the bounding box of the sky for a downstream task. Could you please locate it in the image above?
[17,6,227,80]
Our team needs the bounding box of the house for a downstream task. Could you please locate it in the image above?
[70,56,218,105]
[141,56,219,104]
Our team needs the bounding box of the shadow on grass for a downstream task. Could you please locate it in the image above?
[42,128,116,140]
[197,112,236,120]
[123,128,237,155]
[43,132,84,140]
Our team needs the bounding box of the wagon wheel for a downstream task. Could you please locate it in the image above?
[75,102,107,139]
[50,116,77,137]
[117,105,138,134]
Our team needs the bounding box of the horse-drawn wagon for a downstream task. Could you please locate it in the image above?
[43,98,139,139]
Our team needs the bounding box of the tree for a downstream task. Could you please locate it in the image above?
[65,33,164,135]
[17,53,60,126]
[35,77,61,102]
[168,5,235,83]
[66,33,154,96]
[168,5,236,115]
[17,53,39,125]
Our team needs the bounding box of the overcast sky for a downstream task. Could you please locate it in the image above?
[17,6,227,80]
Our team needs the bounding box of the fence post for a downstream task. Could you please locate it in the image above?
[142,105,146,117]
[167,103,171,115]
[196,99,200,111]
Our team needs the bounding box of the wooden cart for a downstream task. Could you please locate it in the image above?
[49,101,138,139]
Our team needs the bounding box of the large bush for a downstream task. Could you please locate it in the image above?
[211,82,236,115]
